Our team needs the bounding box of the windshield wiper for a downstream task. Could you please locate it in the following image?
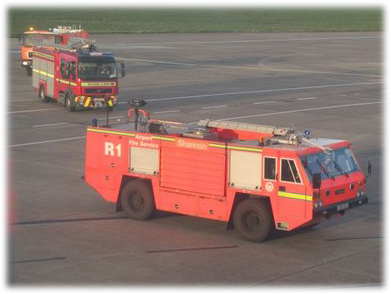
[333,160,349,177]
[316,159,334,180]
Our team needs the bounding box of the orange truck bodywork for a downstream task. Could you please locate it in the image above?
[84,118,368,240]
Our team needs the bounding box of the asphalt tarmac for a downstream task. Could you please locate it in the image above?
[8,32,383,285]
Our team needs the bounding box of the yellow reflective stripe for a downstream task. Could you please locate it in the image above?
[81,82,116,87]
[209,143,262,152]
[152,136,175,142]
[228,145,262,152]
[87,128,136,137]
[56,79,77,86]
[278,191,313,201]
[32,69,54,78]
[209,143,225,149]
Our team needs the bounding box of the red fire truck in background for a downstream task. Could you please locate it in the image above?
[84,106,368,242]
[32,39,125,111]
[19,26,89,76]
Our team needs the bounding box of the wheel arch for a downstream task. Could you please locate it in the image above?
[227,193,274,230]
[115,175,154,212]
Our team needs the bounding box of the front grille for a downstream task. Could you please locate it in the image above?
[84,88,112,94]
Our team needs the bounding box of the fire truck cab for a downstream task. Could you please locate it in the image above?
[32,40,124,111]
[84,115,368,242]
[19,26,89,76]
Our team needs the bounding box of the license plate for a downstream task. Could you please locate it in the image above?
[337,202,349,211]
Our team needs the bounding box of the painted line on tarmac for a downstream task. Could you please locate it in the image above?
[117,57,195,66]
[144,81,382,103]
[202,104,227,109]
[113,36,379,47]
[33,122,70,128]
[297,97,318,101]
[9,136,85,148]
[253,101,277,105]
[8,108,53,114]
[153,110,181,114]
[9,101,381,147]
[218,101,382,121]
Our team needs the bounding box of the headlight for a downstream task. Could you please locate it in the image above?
[314,201,323,208]
[356,190,365,198]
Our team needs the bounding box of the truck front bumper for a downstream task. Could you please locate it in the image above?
[74,96,117,108]
[314,195,368,217]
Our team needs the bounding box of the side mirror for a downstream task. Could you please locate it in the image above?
[118,62,125,78]
[367,161,372,177]
[312,173,321,189]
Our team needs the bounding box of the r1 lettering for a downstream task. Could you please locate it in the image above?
[104,142,122,157]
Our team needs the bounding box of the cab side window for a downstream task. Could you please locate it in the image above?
[60,60,76,80]
[60,59,68,79]
[264,157,276,180]
[281,159,301,184]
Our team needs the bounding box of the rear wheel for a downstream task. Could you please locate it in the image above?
[120,180,155,220]
[38,86,50,103]
[233,198,273,242]
[65,94,76,112]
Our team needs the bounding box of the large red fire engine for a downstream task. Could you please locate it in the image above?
[20,25,89,76]
[32,39,124,111]
[84,104,368,242]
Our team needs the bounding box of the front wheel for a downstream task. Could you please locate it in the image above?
[120,180,155,220]
[65,94,76,112]
[233,198,273,242]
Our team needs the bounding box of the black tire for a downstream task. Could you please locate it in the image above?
[65,94,76,112]
[26,67,32,76]
[38,86,50,103]
[120,180,155,220]
[233,198,273,242]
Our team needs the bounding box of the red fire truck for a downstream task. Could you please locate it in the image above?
[84,110,368,242]
[32,39,124,111]
[19,26,89,76]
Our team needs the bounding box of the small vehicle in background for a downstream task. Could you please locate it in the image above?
[19,25,89,76]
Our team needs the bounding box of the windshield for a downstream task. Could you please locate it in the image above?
[78,61,117,80]
[22,34,54,47]
[301,147,359,180]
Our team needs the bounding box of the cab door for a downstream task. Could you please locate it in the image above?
[275,156,310,230]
